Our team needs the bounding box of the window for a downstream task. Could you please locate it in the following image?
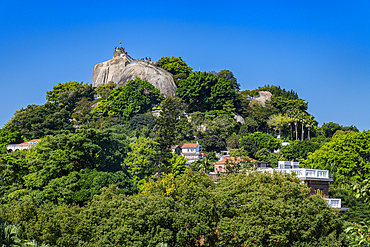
[315,188,324,196]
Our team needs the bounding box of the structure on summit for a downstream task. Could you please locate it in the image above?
[92,46,177,97]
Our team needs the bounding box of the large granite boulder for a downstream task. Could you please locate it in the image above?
[92,48,177,97]
[116,62,177,97]
[253,91,272,107]
[92,56,130,87]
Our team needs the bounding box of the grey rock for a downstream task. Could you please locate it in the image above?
[234,113,245,124]
[92,47,177,97]
[253,91,272,107]
[92,56,130,87]
[116,62,177,97]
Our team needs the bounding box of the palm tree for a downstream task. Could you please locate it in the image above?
[0,219,22,247]
[287,109,301,141]
[305,115,316,140]
[299,112,308,141]
[267,114,291,138]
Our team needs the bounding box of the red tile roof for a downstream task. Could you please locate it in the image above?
[215,156,256,164]
[19,139,41,145]
[181,143,199,149]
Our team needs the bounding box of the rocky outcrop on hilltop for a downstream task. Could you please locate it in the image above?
[92,56,129,87]
[116,62,177,97]
[253,91,272,107]
[92,47,177,97]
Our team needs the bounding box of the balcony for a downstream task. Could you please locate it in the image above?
[325,198,341,208]
[262,168,330,180]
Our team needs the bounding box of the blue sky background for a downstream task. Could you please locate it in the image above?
[1,1,370,130]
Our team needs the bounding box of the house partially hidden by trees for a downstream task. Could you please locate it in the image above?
[210,158,346,211]
[181,142,204,162]
[261,161,347,210]
[6,139,41,151]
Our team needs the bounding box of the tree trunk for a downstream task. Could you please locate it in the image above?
[294,122,298,140]
[301,124,305,141]
[278,126,281,139]
[308,127,311,140]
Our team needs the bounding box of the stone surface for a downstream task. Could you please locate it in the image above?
[92,56,130,87]
[234,113,245,124]
[116,62,177,97]
[253,91,272,107]
[93,50,177,97]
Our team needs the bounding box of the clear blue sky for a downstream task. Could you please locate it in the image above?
[1,1,370,130]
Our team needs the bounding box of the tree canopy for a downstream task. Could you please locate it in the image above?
[156,56,193,85]
[177,71,240,112]
[94,77,164,120]
[302,130,370,184]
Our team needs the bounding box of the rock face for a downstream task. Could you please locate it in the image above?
[92,56,129,87]
[92,47,177,97]
[253,91,272,107]
[116,62,177,97]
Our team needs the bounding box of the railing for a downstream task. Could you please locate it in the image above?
[325,198,341,208]
[6,144,36,151]
[263,168,329,179]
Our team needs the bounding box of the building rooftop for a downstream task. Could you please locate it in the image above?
[181,143,199,149]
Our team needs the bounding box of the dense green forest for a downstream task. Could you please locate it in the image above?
[0,56,369,246]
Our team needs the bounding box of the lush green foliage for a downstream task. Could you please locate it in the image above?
[0,128,134,205]
[280,140,321,161]
[0,170,346,246]
[321,122,359,138]
[302,131,370,184]
[3,103,75,140]
[0,129,19,153]
[156,56,193,84]
[177,71,239,112]
[94,77,163,120]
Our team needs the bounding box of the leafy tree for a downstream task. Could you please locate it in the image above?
[198,113,235,152]
[31,169,137,206]
[0,129,20,153]
[71,97,94,126]
[229,147,249,158]
[206,152,218,162]
[177,71,239,112]
[0,170,347,246]
[211,69,238,86]
[94,77,163,120]
[46,81,94,110]
[226,133,240,150]
[253,84,299,100]
[280,140,321,161]
[239,136,258,158]
[4,103,74,140]
[0,150,29,199]
[330,186,370,224]
[129,114,156,131]
[123,136,159,189]
[214,171,345,246]
[238,117,258,136]
[155,97,185,163]
[0,219,23,246]
[0,128,130,203]
[94,81,116,99]
[254,148,279,166]
[168,153,187,176]
[270,96,308,113]
[156,56,193,85]
[322,122,359,138]
[242,103,275,132]
[345,221,370,247]
[267,113,291,138]
[302,131,370,184]
[250,132,281,151]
